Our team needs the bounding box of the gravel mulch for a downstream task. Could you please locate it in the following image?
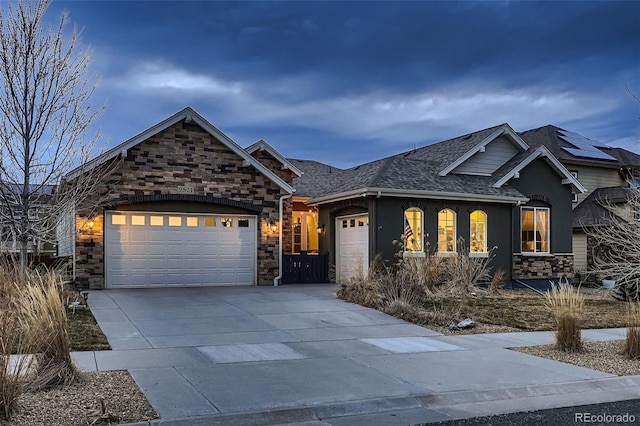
[1,370,159,426]
[515,339,640,376]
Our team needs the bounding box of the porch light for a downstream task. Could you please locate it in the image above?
[316,224,325,234]
[88,220,95,230]
[269,220,278,233]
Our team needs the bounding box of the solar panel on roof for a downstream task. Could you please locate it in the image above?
[558,130,617,161]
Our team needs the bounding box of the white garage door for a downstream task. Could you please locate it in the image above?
[336,214,369,282]
[105,211,256,288]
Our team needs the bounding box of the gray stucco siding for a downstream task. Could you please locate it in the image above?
[509,157,574,254]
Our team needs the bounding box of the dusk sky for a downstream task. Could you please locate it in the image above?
[44,0,640,169]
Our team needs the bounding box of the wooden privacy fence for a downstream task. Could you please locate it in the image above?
[282,251,329,284]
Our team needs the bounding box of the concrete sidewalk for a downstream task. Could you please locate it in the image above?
[75,285,640,425]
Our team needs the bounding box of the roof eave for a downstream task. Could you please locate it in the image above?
[307,187,529,205]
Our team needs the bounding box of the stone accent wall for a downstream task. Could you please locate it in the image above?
[512,254,574,280]
[75,120,289,289]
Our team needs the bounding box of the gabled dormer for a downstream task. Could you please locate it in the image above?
[438,124,529,177]
[245,139,303,185]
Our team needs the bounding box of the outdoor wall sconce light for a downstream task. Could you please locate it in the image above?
[269,220,278,233]
[316,224,325,234]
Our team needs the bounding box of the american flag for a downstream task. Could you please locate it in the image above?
[405,224,413,239]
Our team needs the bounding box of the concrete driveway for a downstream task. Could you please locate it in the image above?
[80,284,640,425]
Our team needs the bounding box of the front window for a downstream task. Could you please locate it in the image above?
[470,210,487,253]
[404,208,423,252]
[521,207,549,253]
[438,209,456,253]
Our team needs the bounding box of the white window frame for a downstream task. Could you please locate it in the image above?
[469,210,487,257]
[437,209,456,254]
[570,171,578,203]
[521,206,550,254]
[403,207,424,255]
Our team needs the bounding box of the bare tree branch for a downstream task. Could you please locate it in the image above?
[0,0,113,268]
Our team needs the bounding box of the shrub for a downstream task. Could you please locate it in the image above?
[336,256,384,309]
[397,250,444,297]
[0,297,33,420]
[441,238,495,297]
[489,269,506,294]
[623,302,640,359]
[545,283,584,352]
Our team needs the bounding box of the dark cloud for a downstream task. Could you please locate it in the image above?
[42,0,639,165]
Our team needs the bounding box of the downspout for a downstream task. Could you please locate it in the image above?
[274,193,293,286]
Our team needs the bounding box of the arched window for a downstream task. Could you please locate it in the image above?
[438,209,456,253]
[403,208,423,252]
[470,210,487,253]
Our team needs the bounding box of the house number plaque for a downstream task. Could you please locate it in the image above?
[176,186,195,194]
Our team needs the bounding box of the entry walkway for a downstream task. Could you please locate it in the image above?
[74,285,640,425]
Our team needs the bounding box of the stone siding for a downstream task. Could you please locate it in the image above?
[512,254,574,280]
[75,120,289,289]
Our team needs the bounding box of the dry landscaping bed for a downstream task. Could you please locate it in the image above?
[1,371,158,426]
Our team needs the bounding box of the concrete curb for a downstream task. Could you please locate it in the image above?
[122,375,640,425]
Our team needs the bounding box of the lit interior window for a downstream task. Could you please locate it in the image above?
[131,215,145,226]
[204,217,216,227]
[521,207,549,253]
[470,210,487,253]
[438,209,456,252]
[111,215,126,225]
[169,216,182,227]
[186,217,198,227]
[404,208,423,252]
[150,216,164,226]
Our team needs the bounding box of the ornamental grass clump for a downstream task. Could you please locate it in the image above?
[0,306,33,420]
[18,270,80,391]
[623,302,640,359]
[545,283,584,352]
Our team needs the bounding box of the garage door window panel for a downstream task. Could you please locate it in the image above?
[111,215,126,225]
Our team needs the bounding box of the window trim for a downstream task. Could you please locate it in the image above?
[469,209,487,254]
[403,207,424,253]
[437,208,456,253]
[521,206,550,254]
[569,171,578,203]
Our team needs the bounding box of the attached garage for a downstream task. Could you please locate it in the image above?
[335,214,369,282]
[104,211,257,288]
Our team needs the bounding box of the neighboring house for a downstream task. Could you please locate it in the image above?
[0,184,57,258]
[58,107,299,289]
[518,126,640,282]
[296,124,584,283]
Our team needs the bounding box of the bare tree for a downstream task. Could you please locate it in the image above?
[0,0,106,268]
[585,187,640,302]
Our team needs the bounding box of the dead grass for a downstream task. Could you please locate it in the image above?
[545,283,584,352]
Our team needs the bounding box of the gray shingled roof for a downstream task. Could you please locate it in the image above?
[289,159,347,198]
[519,125,640,167]
[292,124,529,202]
[573,186,634,228]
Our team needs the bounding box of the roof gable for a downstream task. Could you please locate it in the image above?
[245,140,302,177]
[492,145,586,193]
[66,107,293,193]
[438,124,529,176]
